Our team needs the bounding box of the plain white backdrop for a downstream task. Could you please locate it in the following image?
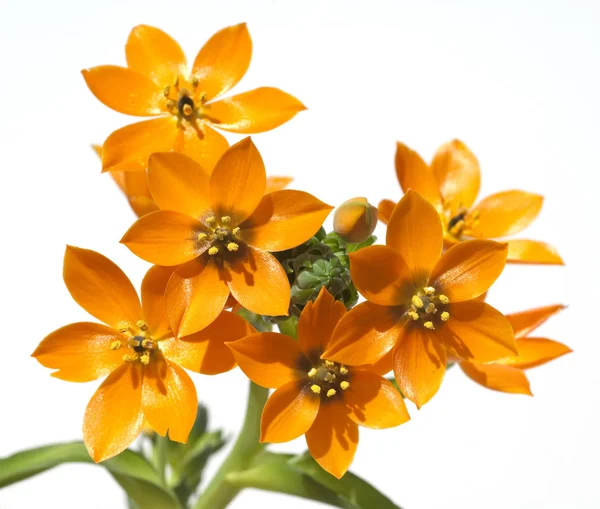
[1,0,598,507]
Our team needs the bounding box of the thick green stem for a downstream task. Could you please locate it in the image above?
[192,381,269,509]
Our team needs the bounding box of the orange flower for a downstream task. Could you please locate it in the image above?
[32,246,254,462]
[459,304,571,395]
[228,287,410,478]
[379,140,563,265]
[121,138,333,337]
[83,23,306,172]
[324,190,518,408]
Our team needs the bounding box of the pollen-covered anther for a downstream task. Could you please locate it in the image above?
[123,353,139,363]
[407,310,419,321]
[441,311,450,321]
[166,100,175,110]
[424,286,436,295]
[340,381,350,390]
[141,339,154,349]
[117,321,130,333]
[310,384,321,395]
[163,86,171,97]
[205,216,215,226]
[109,340,122,350]
[221,216,231,224]
[128,337,141,348]
[197,233,207,241]
[136,320,148,331]
[140,354,150,366]
[438,294,449,304]
[227,242,239,252]
[307,368,317,377]
[426,303,437,314]
[208,246,219,256]
[232,227,241,237]
[411,295,424,308]
[191,76,199,87]
[423,321,435,330]
[326,388,337,398]
[339,365,348,375]
[325,360,335,367]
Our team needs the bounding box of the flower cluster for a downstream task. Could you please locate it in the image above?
[32,23,569,485]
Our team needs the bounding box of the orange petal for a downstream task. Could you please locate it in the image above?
[497,337,572,370]
[265,176,293,193]
[366,349,394,376]
[261,380,320,443]
[468,190,543,238]
[348,245,413,307]
[126,25,186,87]
[208,87,306,134]
[121,210,205,266]
[210,138,266,224]
[240,190,333,252]
[102,117,178,172]
[32,322,126,382]
[386,190,443,282]
[175,123,230,172]
[325,301,405,366]
[83,363,144,462]
[395,142,442,207]
[82,66,163,116]
[142,356,197,442]
[506,239,564,265]
[123,170,159,217]
[393,326,446,408]
[429,239,507,302]
[141,265,174,340]
[342,371,410,428]
[459,362,532,395]
[228,332,304,388]
[298,287,347,361]
[507,304,565,338]
[148,152,211,217]
[306,400,358,479]
[430,139,480,212]
[161,310,254,374]
[192,23,252,101]
[63,246,141,328]
[165,257,230,338]
[438,301,517,362]
[377,199,396,225]
[226,246,290,317]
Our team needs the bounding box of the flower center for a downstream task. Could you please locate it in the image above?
[197,215,243,258]
[405,286,450,330]
[444,207,480,240]
[307,359,351,399]
[110,320,157,365]
[163,76,208,128]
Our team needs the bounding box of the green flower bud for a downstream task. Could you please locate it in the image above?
[333,197,378,243]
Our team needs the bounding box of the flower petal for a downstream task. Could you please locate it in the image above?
[165,257,230,338]
[496,337,572,370]
[240,190,333,252]
[438,301,517,362]
[386,190,443,281]
[506,239,564,265]
[226,246,290,317]
[126,25,186,87]
[83,363,144,462]
[123,170,159,217]
[377,199,396,225]
[32,323,126,382]
[459,362,532,395]
[208,87,306,134]
[102,117,178,172]
[306,400,358,479]
[141,265,174,340]
[348,245,413,307]
[261,380,320,443]
[121,210,204,266]
[210,138,266,224]
[175,123,230,171]
[429,239,507,302]
[430,139,480,211]
[82,66,163,116]
[393,325,447,409]
[395,142,442,207]
[228,332,304,388]
[148,152,211,218]
[325,301,405,366]
[265,176,293,193]
[468,190,543,238]
[298,287,347,361]
[342,371,410,428]
[63,246,141,328]
[142,356,197,442]
[192,23,252,101]
[161,310,255,374]
[507,304,565,338]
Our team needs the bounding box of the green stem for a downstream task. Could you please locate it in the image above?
[192,381,269,509]
[154,435,169,484]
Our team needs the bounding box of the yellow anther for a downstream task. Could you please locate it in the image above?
[326,388,337,398]
[117,321,130,333]
[308,368,317,377]
[426,303,437,314]
[407,310,419,321]
[227,242,239,252]
[339,366,348,375]
[109,340,122,350]
[221,216,231,224]
[324,372,336,382]
[441,311,450,321]
[325,360,335,367]
[123,353,139,363]
[191,76,199,87]
[141,339,154,349]
[438,295,449,304]
[424,286,436,295]
[140,354,150,366]
[216,232,226,241]
[232,227,241,237]
[412,295,424,308]
[310,384,321,394]
[205,216,215,225]
[128,337,141,348]
[208,246,219,256]
[340,381,350,390]
[197,233,208,242]
[163,86,171,97]
[182,103,193,116]
[136,320,148,331]
[166,100,175,110]
[423,321,435,330]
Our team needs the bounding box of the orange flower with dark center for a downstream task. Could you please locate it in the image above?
[324,190,518,408]
[459,304,571,395]
[228,287,410,478]
[378,140,563,265]
[32,246,254,462]
[83,23,306,172]
[121,137,333,337]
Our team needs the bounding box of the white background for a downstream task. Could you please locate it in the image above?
[0,0,598,507]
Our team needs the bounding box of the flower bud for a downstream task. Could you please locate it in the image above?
[333,197,378,243]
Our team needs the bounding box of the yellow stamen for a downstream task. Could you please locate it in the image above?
[163,86,170,97]
[191,76,199,87]
[340,381,350,390]
[227,242,239,252]
[424,286,436,295]
[325,360,335,367]
[128,338,141,348]
[426,303,437,314]
[438,295,449,304]
[308,368,317,377]
[136,320,148,331]
[339,366,348,375]
[407,310,419,321]
[326,388,336,398]
[123,353,138,363]
[197,233,207,242]
[206,216,215,225]
[310,384,321,394]
[166,100,174,109]
[423,321,435,330]
[109,340,122,350]
[221,216,231,224]
[208,246,219,256]
[141,339,154,349]
[140,354,150,366]
[232,227,241,237]
[441,311,450,321]
[117,321,130,333]
[411,295,424,308]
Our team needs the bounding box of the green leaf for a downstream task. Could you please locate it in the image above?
[0,442,181,509]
